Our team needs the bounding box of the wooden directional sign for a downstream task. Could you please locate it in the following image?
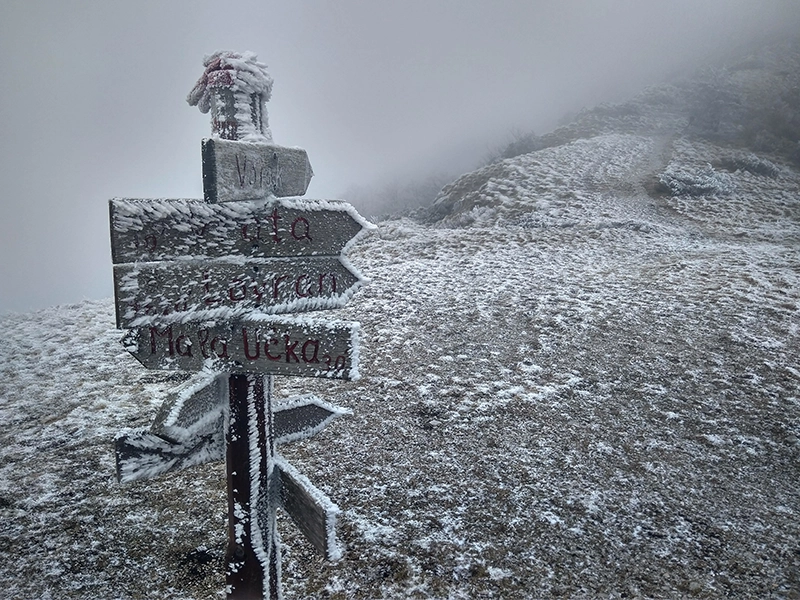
[113,256,364,329]
[116,424,224,484]
[151,371,226,442]
[122,316,360,379]
[202,138,314,202]
[149,372,346,447]
[273,456,342,561]
[109,197,372,265]
[118,390,348,484]
[273,395,351,445]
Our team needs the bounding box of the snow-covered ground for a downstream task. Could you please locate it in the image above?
[1,134,798,598]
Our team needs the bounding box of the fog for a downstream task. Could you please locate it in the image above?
[1,0,798,314]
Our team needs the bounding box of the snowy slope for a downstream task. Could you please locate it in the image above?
[1,126,799,598]
[431,133,800,244]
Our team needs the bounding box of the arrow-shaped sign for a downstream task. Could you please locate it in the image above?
[150,370,227,442]
[202,138,314,202]
[117,371,226,482]
[109,197,373,265]
[113,256,365,329]
[116,423,225,484]
[113,54,370,599]
[272,395,351,445]
[121,316,360,379]
[149,372,347,445]
[118,391,348,483]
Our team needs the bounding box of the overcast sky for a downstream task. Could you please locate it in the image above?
[1,0,798,314]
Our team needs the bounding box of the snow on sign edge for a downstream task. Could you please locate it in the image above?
[273,454,344,562]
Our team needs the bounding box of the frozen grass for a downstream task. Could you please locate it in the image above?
[0,133,798,598]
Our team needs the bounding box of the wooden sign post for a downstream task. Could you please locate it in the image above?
[109,197,369,329]
[112,51,374,600]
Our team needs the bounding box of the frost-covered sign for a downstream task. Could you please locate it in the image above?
[113,257,362,329]
[111,51,375,600]
[121,316,359,378]
[109,198,368,263]
[202,138,313,201]
[109,197,371,329]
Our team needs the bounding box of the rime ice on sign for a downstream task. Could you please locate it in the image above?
[115,388,350,485]
[108,197,374,329]
[201,139,314,201]
[112,51,374,600]
[109,198,371,263]
[121,316,361,380]
[187,51,274,143]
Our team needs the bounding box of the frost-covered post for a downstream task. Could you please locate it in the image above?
[226,373,280,599]
[110,51,373,600]
[188,51,281,600]
[187,51,274,142]
[186,51,370,600]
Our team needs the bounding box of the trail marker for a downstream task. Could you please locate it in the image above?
[202,138,314,202]
[111,51,375,600]
[116,426,225,483]
[120,317,359,378]
[109,197,368,264]
[113,256,363,328]
[116,392,349,484]
[150,371,227,443]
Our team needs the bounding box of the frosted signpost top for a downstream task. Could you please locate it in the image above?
[187,50,274,143]
[186,50,314,202]
[112,51,375,600]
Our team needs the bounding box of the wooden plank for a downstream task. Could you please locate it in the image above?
[273,457,341,561]
[202,138,313,202]
[150,371,226,442]
[115,421,225,483]
[113,256,364,329]
[109,197,373,264]
[121,316,359,379]
[273,395,349,445]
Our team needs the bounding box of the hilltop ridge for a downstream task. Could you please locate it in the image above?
[426,33,800,229]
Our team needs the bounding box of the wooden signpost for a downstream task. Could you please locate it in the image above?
[112,257,363,328]
[202,138,314,202]
[112,51,375,600]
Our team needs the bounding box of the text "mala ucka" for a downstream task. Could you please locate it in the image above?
[122,318,360,380]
